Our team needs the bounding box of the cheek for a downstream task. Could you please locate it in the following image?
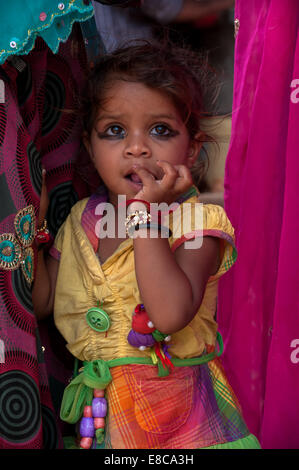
[168,138,190,161]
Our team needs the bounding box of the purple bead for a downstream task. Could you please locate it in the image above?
[92,397,107,418]
[80,417,94,438]
[127,329,155,348]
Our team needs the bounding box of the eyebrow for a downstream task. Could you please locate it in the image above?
[96,113,178,122]
[147,113,178,121]
[96,114,124,122]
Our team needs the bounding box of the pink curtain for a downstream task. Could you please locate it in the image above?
[218,0,299,448]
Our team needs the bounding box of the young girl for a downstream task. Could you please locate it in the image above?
[32,42,260,449]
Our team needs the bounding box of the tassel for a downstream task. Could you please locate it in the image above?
[157,359,170,377]
[150,349,158,365]
[154,343,166,368]
[162,344,174,370]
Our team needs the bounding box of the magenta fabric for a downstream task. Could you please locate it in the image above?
[218,0,299,448]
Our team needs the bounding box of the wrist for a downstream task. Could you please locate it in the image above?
[133,223,171,239]
[35,218,50,248]
[127,201,148,215]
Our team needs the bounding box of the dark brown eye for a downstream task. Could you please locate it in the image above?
[152,125,170,136]
[106,125,125,136]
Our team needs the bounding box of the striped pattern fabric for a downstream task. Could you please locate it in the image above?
[101,358,250,449]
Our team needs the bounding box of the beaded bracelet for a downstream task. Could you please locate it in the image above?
[125,210,152,235]
[35,219,50,245]
[126,198,161,225]
[127,223,172,238]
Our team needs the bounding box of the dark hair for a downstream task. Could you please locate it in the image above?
[80,41,219,186]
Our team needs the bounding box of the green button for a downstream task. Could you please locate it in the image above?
[86,307,111,332]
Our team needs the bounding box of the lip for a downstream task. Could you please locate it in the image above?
[125,177,143,192]
[124,167,159,180]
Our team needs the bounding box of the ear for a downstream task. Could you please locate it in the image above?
[186,131,205,169]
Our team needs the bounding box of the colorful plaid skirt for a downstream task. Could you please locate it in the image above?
[66,357,260,449]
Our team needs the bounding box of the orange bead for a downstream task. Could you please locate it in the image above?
[94,417,105,429]
[80,437,93,449]
[93,389,105,398]
[83,405,92,417]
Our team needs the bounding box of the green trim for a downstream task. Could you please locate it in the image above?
[60,333,223,424]
[105,331,223,369]
[203,434,261,449]
[73,357,79,378]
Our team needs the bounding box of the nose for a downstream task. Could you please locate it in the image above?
[124,134,151,159]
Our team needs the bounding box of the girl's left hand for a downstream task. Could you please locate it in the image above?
[132,160,193,205]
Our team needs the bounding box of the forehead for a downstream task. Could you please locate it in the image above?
[97,80,182,121]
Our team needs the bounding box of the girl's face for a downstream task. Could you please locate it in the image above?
[84,80,200,206]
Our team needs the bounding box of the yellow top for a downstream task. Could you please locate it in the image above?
[52,186,236,362]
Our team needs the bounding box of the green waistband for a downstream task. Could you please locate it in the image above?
[96,331,223,369]
[60,333,223,424]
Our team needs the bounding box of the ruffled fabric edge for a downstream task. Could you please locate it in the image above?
[0,2,94,65]
[203,433,261,449]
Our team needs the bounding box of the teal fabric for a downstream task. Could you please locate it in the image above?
[0,0,94,65]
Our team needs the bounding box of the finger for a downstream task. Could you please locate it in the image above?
[174,165,193,185]
[40,169,48,198]
[156,160,178,187]
[174,165,193,193]
[132,166,156,185]
[39,168,49,224]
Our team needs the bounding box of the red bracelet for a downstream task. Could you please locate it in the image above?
[35,219,50,245]
[126,199,151,210]
[126,199,163,223]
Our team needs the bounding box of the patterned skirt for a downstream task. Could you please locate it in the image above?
[65,357,260,449]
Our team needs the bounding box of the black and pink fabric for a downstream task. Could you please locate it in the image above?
[0,29,94,449]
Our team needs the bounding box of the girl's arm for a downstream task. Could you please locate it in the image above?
[133,230,219,334]
[32,252,59,321]
[130,161,220,334]
[32,169,59,320]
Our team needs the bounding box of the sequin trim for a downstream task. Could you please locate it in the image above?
[0,0,94,64]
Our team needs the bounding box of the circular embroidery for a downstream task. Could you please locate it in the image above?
[21,247,34,285]
[0,205,36,285]
[0,234,22,271]
[14,205,36,247]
